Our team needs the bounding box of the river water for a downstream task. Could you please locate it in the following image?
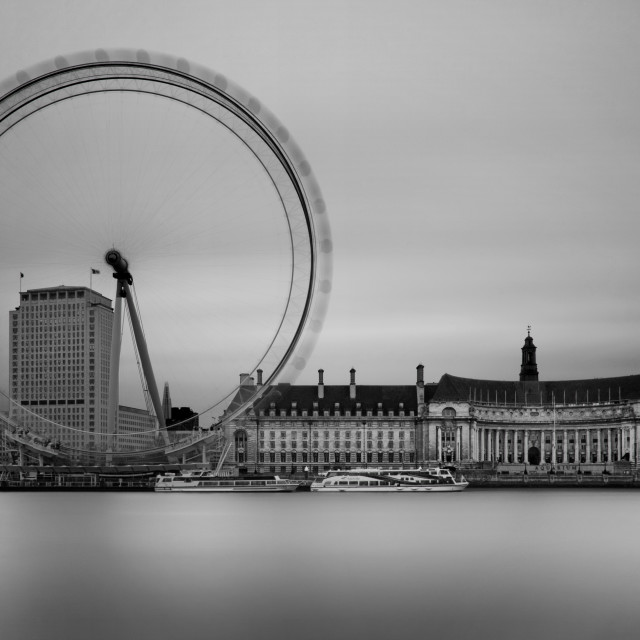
[1,488,639,640]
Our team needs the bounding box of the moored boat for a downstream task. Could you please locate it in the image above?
[310,467,468,492]
[155,471,300,492]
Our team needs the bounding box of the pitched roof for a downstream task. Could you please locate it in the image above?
[241,382,437,416]
[432,373,640,403]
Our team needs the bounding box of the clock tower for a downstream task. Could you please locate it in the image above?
[519,326,539,382]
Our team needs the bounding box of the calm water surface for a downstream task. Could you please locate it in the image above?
[1,488,639,640]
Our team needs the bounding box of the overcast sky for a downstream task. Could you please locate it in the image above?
[1,0,639,413]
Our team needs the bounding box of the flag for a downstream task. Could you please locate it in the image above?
[20,272,24,278]
[91,269,100,274]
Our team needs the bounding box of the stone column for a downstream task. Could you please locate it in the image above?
[480,428,485,462]
[436,426,441,462]
[619,427,624,461]
[607,428,612,463]
[597,430,602,463]
[524,430,529,464]
[630,426,635,462]
[472,425,477,462]
[494,430,500,463]
[585,428,591,463]
[540,429,545,463]
[563,429,568,463]
[503,429,509,463]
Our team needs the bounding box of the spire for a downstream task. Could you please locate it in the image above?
[162,382,172,421]
[519,327,539,381]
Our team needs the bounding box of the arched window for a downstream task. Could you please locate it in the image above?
[442,407,456,418]
[234,430,247,463]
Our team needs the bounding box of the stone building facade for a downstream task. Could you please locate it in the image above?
[225,333,640,474]
[422,333,639,471]
[224,367,428,475]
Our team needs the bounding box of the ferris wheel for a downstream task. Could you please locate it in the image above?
[0,49,332,464]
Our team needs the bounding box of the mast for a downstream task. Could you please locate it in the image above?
[105,250,168,451]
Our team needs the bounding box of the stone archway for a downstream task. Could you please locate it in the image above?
[527,446,541,465]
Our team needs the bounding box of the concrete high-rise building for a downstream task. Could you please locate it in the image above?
[9,286,114,454]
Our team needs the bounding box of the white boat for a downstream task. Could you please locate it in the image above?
[155,471,300,492]
[310,467,468,492]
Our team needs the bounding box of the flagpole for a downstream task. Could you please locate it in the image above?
[90,268,100,303]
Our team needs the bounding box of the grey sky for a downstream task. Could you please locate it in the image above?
[1,0,639,414]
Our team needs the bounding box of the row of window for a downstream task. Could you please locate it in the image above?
[254,452,416,464]
[484,436,630,445]
[263,410,413,418]
[20,291,86,301]
[260,430,413,440]
[260,440,412,450]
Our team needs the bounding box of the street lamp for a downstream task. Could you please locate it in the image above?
[362,421,368,468]
[307,421,312,474]
[255,416,260,474]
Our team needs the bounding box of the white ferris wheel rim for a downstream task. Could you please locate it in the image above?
[0,48,332,441]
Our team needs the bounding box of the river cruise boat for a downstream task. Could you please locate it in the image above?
[310,467,468,492]
[155,471,300,493]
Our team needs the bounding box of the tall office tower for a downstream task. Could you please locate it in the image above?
[9,286,114,454]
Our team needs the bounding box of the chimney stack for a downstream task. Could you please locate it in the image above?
[239,373,254,387]
[318,369,324,399]
[256,369,263,387]
[349,368,356,400]
[416,364,425,406]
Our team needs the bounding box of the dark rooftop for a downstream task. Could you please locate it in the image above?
[245,382,438,416]
[432,373,640,404]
